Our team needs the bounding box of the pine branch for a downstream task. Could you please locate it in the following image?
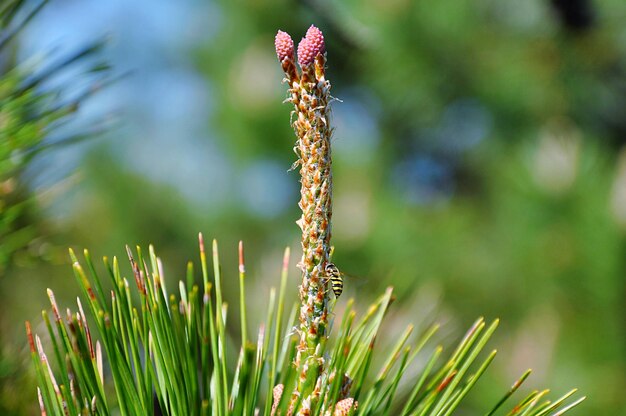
[26,24,585,416]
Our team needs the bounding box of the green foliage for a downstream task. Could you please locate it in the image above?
[0,1,113,414]
[29,238,583,415]
[0,0,111,273]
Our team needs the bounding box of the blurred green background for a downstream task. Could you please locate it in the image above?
[2,0,626,414]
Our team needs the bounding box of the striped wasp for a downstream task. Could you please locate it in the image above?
[324,262,344,298]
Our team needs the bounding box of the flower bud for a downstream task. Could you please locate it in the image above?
[297,25,325,68]
[275,30,294,62]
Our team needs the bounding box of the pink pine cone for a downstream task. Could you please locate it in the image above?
[305,25,325,54]
[297,25,325,67]
[334,398,358,416]
[275,30,294,61]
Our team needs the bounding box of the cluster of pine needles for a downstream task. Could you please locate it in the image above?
[27,234,584,415]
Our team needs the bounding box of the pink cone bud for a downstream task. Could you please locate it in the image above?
[334,398,358,416]
[297,25,325,67]
[275,30,294,61]
[305,25,325,54]
[271,384,284,416]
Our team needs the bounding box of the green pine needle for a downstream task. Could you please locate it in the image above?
[27,238,583,415]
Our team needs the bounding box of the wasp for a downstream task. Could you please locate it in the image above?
[324,262,343,298]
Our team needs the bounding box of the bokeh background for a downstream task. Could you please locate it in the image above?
[2,0,626,414]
